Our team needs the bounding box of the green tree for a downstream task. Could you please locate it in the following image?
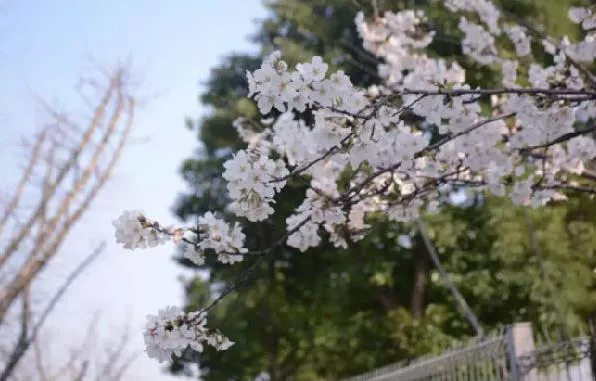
[171,1,596,380]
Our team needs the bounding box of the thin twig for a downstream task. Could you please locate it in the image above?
[498,8,596,87]
[417,219,484,337]
[0,129,47,241]
[522,124,596,152]
[200,216,312,313]
[0,242,105,381]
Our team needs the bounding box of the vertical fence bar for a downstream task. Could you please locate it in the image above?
[340,322,596,381]
[506,326,521,381]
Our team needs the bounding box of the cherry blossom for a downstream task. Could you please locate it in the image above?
[112,210,168,250]
[114,0,596,363]
[568,7,595,30]
[297,56,328,84]
[144,306,233,362]
[504,25,531,57]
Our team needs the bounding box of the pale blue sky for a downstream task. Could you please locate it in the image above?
[0,0,267,379]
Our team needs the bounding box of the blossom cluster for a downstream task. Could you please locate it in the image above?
[246,53,366,115]
[352,5,596,210]
[144,306,233,362]
[112,211,245,360]
[114,0,596,364]
[223,149,288,222]
[113,210,168,249]
[569,7,596,32]
[185,212,247,265]
[112,210,247,264]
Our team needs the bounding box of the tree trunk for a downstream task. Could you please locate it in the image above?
[375,287,398,312]
[410,245,429,320]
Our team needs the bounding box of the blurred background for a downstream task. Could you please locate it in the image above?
[0,0,595,381]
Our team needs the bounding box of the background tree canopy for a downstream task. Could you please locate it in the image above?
[171,0,596,380]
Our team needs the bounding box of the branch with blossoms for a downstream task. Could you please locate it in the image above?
[400,88,596,99]
[113,0,596,364]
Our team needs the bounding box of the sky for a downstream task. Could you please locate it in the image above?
[0,0,267,379]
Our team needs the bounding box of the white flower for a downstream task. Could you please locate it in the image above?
[567,136,596,174]
[459,17,497,64]
[223,149,288,222]
[256,93,286,114]
[253,64,280,89]
[281,80,309,112]
[113,211,167,250]
[568,7,590,24]
[329,70,352,89]
[344,91,369,114]
[575,101,596,122]
[310,80,334,107]
[196,212,247,262]
[510,178,533,206]
[207,333,235,351]
[144,307,232,362]
[286,217,321,252]
[183,243,205,266]
[377,106,400,126]
[541,39,557,55]
[504,25,531,57]
[297,56,328,84]
[582,16,596,31]
[501,60,518,87]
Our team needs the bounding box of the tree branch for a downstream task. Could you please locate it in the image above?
[0,68,135,324]
[0,130,47,240]
[0,71,117,273]
[0,242,105,381]
[401,87,596,98]
[416,219,484,337]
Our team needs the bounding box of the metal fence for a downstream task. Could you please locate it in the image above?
[517,336,596,381]
[341,323,596,381]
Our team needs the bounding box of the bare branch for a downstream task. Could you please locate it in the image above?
[0,130,47,240]
[32,340,48,381]
[0,67,136,324]
[72,361,89,381]
[46,313,101,381]
[522,124,596,152]
[416,219,484,337]
[0,243,104,381]
[0,70,118,273]
[94,327,136,381]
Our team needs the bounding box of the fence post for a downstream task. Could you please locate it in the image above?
[505,322,535,381]
[589,319,596,381]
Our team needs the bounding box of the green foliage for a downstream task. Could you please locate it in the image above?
[171,1,596,380]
